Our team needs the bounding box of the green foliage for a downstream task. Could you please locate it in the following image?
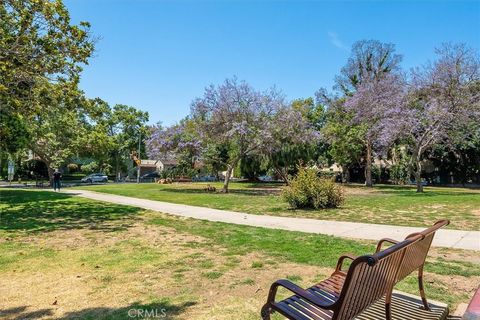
[19,159,48,179]
[235,154,265,180]
[159,166,196,179]
[27,81,88,177]
[0,0,95,154]
[390,148,410,185]
[81,161,99,173]
[371,165,381,182]
[282,167,345,209]
[266,98,329,183]
[0,109,30,153]
[66,163,79,173]
[80,100,149,178]
[202,144,228,176]
[322,101,365,179]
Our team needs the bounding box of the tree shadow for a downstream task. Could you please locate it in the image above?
[159,186,279,196]
[0,300,196,320]
[373,185,480,197]
[0,190,142,233]
[58,300,196,319]
[346,184,479,197]
[0,306,53,319]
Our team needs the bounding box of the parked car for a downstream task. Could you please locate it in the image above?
[192,175,217,182]
[81,173,108,183]
[409,179,428,186]
[140,172,160,181]
[258,175,273,182]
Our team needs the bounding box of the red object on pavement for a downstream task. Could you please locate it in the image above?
[464,287,480,320]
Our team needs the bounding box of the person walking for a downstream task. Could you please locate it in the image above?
[53,169,62,192]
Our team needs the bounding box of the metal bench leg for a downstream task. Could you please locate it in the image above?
[418,266,431,311]
[261,304,272,320]
[385,293,393,320]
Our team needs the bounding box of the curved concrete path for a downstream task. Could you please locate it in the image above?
[63,189,480,251]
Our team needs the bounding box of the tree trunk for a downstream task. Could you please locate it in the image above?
[415,159,423,193]
[222,156,242,193]
[115,152,120,182]
[222,164,234,193]
[365,140,373,187]
[275,167,289,185]
[47,166,54,186]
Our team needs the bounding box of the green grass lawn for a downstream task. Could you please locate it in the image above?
[0,189,478,319]
[77,182,480,230]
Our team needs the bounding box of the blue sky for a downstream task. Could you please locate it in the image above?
[65,0,480,125]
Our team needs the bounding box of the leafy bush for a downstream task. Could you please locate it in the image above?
[282,167,345,209]
[81,161,98,173]
[67,163,79,173]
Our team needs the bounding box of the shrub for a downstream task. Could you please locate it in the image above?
[67,163,79,173]
[282,167,345,209]
[81,161,98,173]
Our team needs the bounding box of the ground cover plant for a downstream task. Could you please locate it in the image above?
[1,189,478,319]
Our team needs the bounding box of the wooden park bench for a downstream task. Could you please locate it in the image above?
[375,219,450,313]
[261,220,449,320]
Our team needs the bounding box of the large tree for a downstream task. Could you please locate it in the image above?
[80,99,149,179]
[344,73,407,185]
[321,97,366,183]
[28,81,87,180]
[264,98,323,184]
[189,78,285,192]
[335,40,403,186]
[1,0,95,153]
[384,43,480,192]
[146,118,201,177]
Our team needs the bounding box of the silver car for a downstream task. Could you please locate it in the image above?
[81,173,108,183]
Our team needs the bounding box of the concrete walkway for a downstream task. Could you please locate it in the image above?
[63,189,480,251]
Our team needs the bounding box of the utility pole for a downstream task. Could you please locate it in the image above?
[137,132,141,184]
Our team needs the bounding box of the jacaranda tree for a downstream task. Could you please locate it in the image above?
[334,40,403,186]
[147,78,320,192]
[383,43,480,192]
[190,78,285,192]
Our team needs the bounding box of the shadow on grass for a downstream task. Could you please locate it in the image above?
[158,186,279,196]
[0,300,196,320]
[346,184,479,197]
[0,306,53,319]
[0,190,142,233]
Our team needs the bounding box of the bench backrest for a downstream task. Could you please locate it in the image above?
[333,234,424,320]
[397,219,449,281]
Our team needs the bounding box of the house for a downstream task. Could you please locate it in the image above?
[137,159,178,176]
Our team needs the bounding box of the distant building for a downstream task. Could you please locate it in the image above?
[137,159,178,176]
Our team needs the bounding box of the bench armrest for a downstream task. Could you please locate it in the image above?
[375,238,399,253]
[335,254,357,272]
[266,279,334,309]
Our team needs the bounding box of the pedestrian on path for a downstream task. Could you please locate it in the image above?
[53,169,62,192]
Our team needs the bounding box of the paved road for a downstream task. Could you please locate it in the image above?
[63,189,480,251]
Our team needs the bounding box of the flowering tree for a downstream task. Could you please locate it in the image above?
[334,40,403,186]
[384,43,480,192]
[344,74,406,186]
[146,119,202,171]
[262,100,322,184]
[190,78,285,192]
